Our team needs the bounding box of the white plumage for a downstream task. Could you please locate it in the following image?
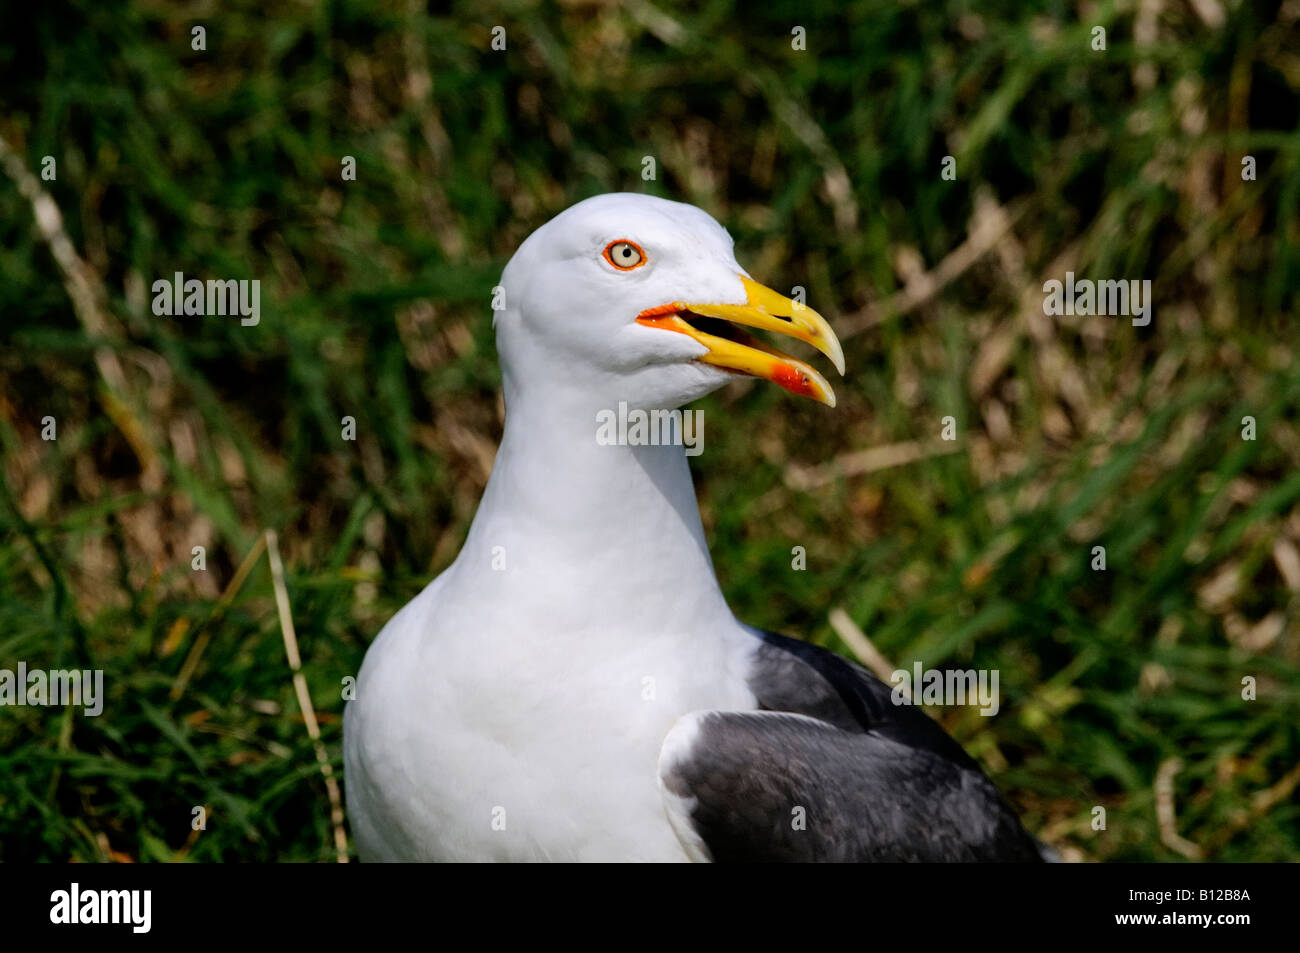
[343,193,1042,863]
[345,194,780,861]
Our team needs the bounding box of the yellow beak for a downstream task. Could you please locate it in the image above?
[636,275,844,406]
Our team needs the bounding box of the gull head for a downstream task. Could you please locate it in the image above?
[495,193,845,412]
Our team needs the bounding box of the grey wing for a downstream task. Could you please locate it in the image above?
[658,630,1044,862]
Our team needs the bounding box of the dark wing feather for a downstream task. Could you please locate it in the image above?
[659,630,1043,862]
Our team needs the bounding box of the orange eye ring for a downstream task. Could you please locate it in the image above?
[603,239,647,271]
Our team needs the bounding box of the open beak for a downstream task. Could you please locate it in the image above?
[635,275,845,407]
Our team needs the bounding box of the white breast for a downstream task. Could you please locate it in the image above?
[343,570,756,862]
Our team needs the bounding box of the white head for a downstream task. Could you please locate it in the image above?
[495,193,844,413]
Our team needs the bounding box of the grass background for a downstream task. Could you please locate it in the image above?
[1,0,1298,862]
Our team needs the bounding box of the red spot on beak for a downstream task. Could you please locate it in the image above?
[771,363,813,398]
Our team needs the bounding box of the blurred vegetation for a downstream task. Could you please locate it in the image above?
[2,0,1299,862]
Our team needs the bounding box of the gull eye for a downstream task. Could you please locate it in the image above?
[603,239,646,271]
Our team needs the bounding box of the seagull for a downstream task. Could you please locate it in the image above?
[343,192,1044,862]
